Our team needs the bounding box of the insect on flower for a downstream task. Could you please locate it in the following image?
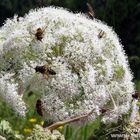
[29,24,47,41]
[98,30,105,39]
[99,107,113,115]
[35,23,48,41]
[35,64,56,80]
[132,91,140,100]
[86,2,95,19]
[35,28,44,41]
[36,99,44,116]
[100,108,108,114]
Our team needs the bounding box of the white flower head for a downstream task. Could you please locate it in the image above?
[0,7,135,122]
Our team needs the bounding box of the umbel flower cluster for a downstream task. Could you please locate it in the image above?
[0,7,135,122]
[27,125,65,140]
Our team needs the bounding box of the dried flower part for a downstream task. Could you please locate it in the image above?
[0,7,135,122]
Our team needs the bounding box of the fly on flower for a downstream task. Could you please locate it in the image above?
[34,23,48,41]
[36,99,44,116]
[86,2,95,19]
[98,30,106,39]
[35,64,56,80]
[132,91,140,100]
[28,24,47,41]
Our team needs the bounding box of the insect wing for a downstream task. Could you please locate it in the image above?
[47,68,56,75]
